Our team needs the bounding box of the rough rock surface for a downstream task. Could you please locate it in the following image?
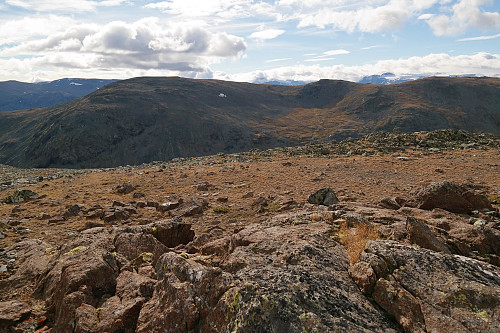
[0,131,499,333]
[307,188,339,206]
[137,218,400,333]
[353,240,500,333]
[405,181,493,213]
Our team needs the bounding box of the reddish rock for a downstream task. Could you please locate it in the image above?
[96,271,156,333]
[74,303,98,333]
[102,207,130,223]
[174,198,209,217]
[354,240,500,333]
[114,232,169,266]
[406,181,493,213]
[116,183,136,194]
[406,217,451,254]
[372,278,426,333]
[348,261,377,295]
[136,252,228,333]
[0,300,31,328]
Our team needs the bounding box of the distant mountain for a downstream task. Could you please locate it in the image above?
[257,80,310,86]
[0,76,498,168]
[358,73,481,85]
[0,78,118,112]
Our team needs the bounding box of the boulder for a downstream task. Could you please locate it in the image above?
[174,198,209,217]
[116,183,136,194]
[307,188,339,206]
[405,181,493,213]
[137,219,400,333]
[354,240,500,333]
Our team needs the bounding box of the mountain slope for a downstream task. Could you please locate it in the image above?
[0,76,499,168]
[0,78,117,112]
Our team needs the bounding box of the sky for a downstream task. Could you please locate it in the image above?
[1,0,500,83]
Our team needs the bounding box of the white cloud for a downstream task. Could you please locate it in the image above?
[277,0,500,36]
[145,0,276,21]
[458,33,500,41]
[0,15,77,45]
[0,17,246,81]
[360,44,387,50]
[225,52,500,83]
[249,29,285,40]
[305,57,335,62]
[265,57,292,63]
[324,49,349,56]
[5,0,128,12]
[421,0,500,36]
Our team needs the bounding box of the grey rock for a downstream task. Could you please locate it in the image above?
[307,188,339,206]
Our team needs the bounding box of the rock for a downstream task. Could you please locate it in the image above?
[102,207,131,223]
[85,207,104,219]
[0,239,54,293]
[406,217,451,254]
[372,278,426,333]
[148,220,195,248]
[116,183,136,194]
[0,300,31,328]
[354,240,500,333]
[133,192,145,198]
[137,220,399,332]
[174,198,209,217]
[63,204,84,219]
[195,182,215,191]
[279,199,300,211]
[146,201,159,208]
[348,262,377,295]
[39,212,51,220]
[74,303,99,333]
[307,188,339,206]
[48,215,66,224]
[2,189,39,204]
[136,253,228,333]
[81,221,105,230]
[96,271,156,333]
[405,181,493,213]
[114,232,169,266]
[379,197,403,210]
[0,231,7,239]
[156,198,183,213]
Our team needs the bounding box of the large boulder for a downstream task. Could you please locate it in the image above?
[351,240,500,333]
[405,181,493,213]
[307,188,339,206]
[137,218,400,333]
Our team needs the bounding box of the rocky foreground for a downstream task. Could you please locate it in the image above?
[0,130,499,333]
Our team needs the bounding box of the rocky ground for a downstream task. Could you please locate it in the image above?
[0,130,499,333]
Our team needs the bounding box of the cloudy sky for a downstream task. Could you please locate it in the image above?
[1,0,500,83]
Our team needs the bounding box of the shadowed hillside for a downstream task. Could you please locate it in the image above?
[0,78,117,112]
[0,76,499,168]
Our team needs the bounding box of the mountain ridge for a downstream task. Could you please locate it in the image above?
[0,76,499,168]
[0,78,117,112]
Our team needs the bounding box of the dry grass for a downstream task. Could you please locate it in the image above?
[338,221,380,264]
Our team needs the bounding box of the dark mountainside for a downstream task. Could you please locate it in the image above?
[0,76,499,168]
[0,78,117,112]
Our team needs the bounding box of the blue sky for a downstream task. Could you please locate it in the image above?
[0,0,499,83]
